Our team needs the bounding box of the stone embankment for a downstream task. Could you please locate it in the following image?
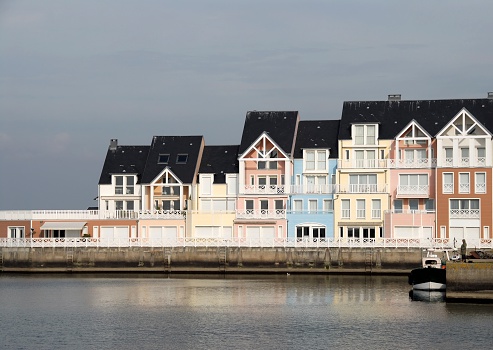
[0,246,418,273]
[446,261,493,303]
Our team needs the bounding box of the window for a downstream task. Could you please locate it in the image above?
[450,199,479,218]
[323,199,333,212]
[126,201,134,211]
[399,174,428,195]
[275,200,284,213]
[8,227,25,238]
[296,225,326,241]
[226,175,238,195]
[354,150,376,168]
[308,199,317,213]
[460,148,469,165]
[443,173,453,194]
[349,174,377,192]
[200,174,213,196]
[341,199,350,218]
[293,200,302,212]
[459,173,470,194]
[305,150,327,171]
[445,148,453,166]
[356,199,365,219]
[176,154,188,164]
[475,173,486,193]
[354,124,376,145]
[114,175,135,195]
[425,199,435,211]
[371,199,381,219]
[116,201,124,210]
[245,200,254,213]
[305,175,327,192]
[260,200,268,213]
[409,199,419,211]
[477,147,486,164]
[115,176,124,194]
[394,200,403,213]
[158,154,170,164]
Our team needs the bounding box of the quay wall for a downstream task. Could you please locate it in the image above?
[446,262,493,292]
[0,247,422,271]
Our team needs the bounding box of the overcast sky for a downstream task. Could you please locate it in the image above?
[1,0,493,210]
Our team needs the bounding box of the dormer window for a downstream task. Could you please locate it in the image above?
[176,154,188,164]
[353,124,377,145]
[158,154,170,164]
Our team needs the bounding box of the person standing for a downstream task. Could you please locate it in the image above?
[460,239,467,262]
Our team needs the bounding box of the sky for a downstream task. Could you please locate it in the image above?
[1,0,493,210]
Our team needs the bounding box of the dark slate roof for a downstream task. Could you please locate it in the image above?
[141,136,203,184]
[339,98,493,140]
[293,120,340,159]
[238,111,299,155]
[198,145,240,183]
[98,145,149,185]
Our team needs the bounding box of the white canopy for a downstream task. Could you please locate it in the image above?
[40,222,87,230]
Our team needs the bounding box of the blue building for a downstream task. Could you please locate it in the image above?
[287,120,340,240]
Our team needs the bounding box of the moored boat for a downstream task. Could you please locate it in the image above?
[408,250,448,291]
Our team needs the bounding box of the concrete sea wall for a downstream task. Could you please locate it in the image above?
[0,247,421,272]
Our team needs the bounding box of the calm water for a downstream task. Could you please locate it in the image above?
[1,274,492,350]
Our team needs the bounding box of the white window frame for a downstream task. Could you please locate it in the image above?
[475,172,486,194]
[356,199,365,219]
[371,199,381,219]
[341,199,350,219]
[443,173,453,194]
[459,172,470,194]
[353,124,377,146]
[304,149,328,172]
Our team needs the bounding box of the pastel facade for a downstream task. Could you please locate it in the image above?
[3,94,493,248]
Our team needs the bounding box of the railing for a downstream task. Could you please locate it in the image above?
[289,184,337,194]
[387,158,437,168]
[0,210,186,221]
[241,185,286,195]
[337,159,387,169]
[236,209,286,219]
[337,184,388,193]
[397,185,429,196]
[385,209,435,215]
[1,237,492,249]
[449,209,480,219]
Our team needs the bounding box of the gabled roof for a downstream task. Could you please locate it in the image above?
[98,145,149,185]
[238,131,290,161]
[141,136,203,184]
[339,98,493,140]
[238,111,299,156]
[293,120,340,158]
[199,145,240,183]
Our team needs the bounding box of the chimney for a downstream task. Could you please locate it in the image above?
[109,139,118,151]
[488,92,493,99]
[388,94,401,101]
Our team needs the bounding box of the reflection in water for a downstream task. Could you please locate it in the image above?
[1,274,492,350]
[409,289,446,302]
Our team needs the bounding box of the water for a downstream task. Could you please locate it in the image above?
[1,274,492,350]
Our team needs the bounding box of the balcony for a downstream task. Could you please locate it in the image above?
[236,209,286,219]
[388,158,436,169]
[337,184,388,194]
[290,184,336,194]
[0,210,186,221]
[443,157,487,168]
[338,159,387,169]
[449,209,480,219]
[396,185,430,198]
[241,185,286,195]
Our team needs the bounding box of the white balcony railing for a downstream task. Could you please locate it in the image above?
[0,210,186,221]
[289,184,337,194]
[387,158,437,168]
[337,159,387,169]
[449,209,480,219]
[242,185,286,195]
[337,184,388,193]
[236,209,286,219]
[1,237,492,249]
[397,185,429,196]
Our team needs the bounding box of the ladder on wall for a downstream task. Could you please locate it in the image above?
[0,250,3,270]
[364,248,373,273]
[218,246,226,269]
[67,250,74,267]
[164,247,172,270]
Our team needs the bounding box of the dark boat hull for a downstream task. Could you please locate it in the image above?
[408,267,446,291]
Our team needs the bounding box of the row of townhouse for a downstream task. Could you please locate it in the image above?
[2,93,493,248]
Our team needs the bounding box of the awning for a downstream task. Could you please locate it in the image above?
[40,222,87,230]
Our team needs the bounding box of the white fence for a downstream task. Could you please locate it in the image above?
[1,237,492,249]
